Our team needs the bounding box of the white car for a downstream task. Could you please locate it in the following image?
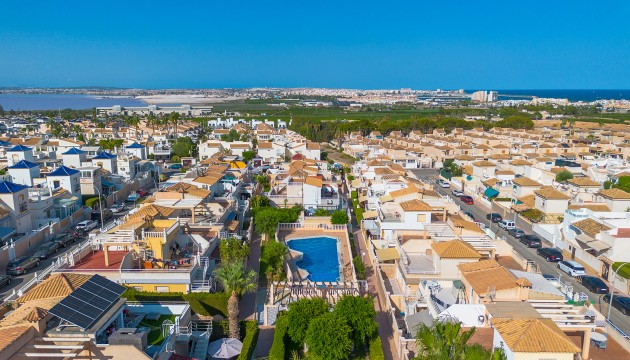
[438,180,450,188]
[498,220,516,230]
[110,203,125,213]
[76,220,98,232]
[452,189,464,197]
[558,260,586,277]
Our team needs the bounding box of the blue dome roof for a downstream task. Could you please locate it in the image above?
[0,181,28,193]
[9,160,39,169]
[8,144,32,152]
[125,142,145,149]
[92,152,117,160]
[63,147,86,155]
[48,166,79,176]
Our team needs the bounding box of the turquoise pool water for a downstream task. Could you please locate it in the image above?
[287,236,340,282]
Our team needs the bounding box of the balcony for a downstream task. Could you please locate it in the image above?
[153,147,172,156]
[380,209,403,222]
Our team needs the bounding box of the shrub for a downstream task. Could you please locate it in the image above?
[171,155,180,163]
[494,197,512,202]
[353,256,366,280]
[521,209,544,223]
[334,295,377,345]
[305,313,352,360]
[331,210,349,225]
[287,298,329,344]
[555,170,574,182]
[313,208,330,216]
[347,174,355,181]
[351,190,358,199]
[238,321,259,360]
[121,289,229,317]
[369,335,385,360]
[85,196,103,209]
[270,314,289,360]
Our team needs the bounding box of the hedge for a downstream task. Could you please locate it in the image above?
[122,289,229,317]
[269,314,289,360]
[369,334,385,360]
[238,321,260,360]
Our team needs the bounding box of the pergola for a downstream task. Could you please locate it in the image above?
[152,198,204,223]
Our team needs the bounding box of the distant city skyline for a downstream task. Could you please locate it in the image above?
[1,1,628,89]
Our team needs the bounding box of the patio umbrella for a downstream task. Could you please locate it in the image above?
[207,338,243,359]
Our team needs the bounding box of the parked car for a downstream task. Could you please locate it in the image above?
[460,195,474,205]
[452,189,464,197]
[168,163,183,170]
[603,294,630,315]
[51,233,77,248]
[137,189,148,197]
[464,212,475,221]
[498,220,515,230]
[0,274,12,288]
[126,192,141,203]
[76,220,98,232]
[33,241,61,260]
[581,276,609,294]
[91,208,113,221]
[110,203,125,213]
[6,256,40,275]
[520,234,542,248]
[558,260,586,277]
[487,213,503,223]
[508,228,525,238]
[537,247,563,262]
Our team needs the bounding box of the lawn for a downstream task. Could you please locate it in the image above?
[139,314,176,345]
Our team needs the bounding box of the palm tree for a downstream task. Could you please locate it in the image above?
[213,262,257,339]
[414,320,484,360]
[169,112,181,139]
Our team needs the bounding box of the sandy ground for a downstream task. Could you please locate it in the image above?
[136,95,245,105]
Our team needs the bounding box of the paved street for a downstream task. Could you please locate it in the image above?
[411,171,630,336]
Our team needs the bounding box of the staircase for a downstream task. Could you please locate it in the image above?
[189,320,212,359]
[191,257,214,292]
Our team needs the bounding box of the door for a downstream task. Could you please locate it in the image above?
[602,263,610,280]
[571,247,576,260]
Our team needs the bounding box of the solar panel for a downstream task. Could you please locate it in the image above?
[49,275,126,330]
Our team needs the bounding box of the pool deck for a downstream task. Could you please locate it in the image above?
[279,229,354,281]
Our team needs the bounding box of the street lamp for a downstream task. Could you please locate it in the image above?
[93,185,104,230]
[607,261,630,321]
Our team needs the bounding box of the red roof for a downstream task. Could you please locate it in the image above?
[292,153,305,160]
[613,228,630,238]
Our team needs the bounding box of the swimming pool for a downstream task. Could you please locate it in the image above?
[287,236,340,282]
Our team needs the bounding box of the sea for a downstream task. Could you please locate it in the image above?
[479,89,630,102]
[0,94,147,111]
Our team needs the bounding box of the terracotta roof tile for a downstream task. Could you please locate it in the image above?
[512,177,542,187]
[598,188,630,200]
[432,240,481,259]
[399,199,432,212]
[572,218,612,237]
[16,273,92,304]
[534,187,570,200]
[491,318,579,353]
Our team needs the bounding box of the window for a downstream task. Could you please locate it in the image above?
[53,180,60,188]
[133,286,143,291]
[155,286,170,293]
[417,214,427,222]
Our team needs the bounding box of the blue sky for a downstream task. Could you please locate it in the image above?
[1,0,628,89]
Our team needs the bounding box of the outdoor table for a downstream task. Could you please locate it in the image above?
[591,332,607,342]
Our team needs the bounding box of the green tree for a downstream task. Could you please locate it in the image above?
[330,210,349,224]
[242,150,256,163]
[213,262,257,339]
[254,207,301,239]
[334,296,377,346]
[555,170,574,182]
[172,136,195,158]
[313,208,330,216]
[287,298,329,344]
[219,237,249,264]
[414,321,484,360]
[305,313,353,360]
[262,240,287,282]
[221,129,242,142]
[250,195,271,211]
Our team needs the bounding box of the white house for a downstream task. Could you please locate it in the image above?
[46,166,81,197]
[8,160,40,186]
